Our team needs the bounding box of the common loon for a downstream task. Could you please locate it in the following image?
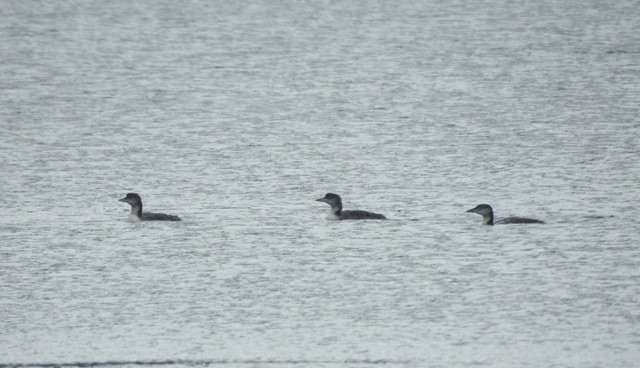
[466,204,544,225]
[316,193,386,220]
[119,193,182,222]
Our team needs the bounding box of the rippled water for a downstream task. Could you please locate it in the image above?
[1,1,639,367]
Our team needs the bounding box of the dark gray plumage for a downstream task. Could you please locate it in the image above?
[316,193,386,220]
[466,204,544,225]
[119,193,182,222]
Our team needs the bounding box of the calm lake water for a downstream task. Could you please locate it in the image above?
[1,1,639,367]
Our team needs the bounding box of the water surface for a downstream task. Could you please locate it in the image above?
[1,1,639,367]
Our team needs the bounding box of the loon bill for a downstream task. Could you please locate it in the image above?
[119,193,182,222]
[316,193,386,220]
[466,203,544,225]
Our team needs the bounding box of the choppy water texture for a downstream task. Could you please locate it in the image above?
[1,1,639,367]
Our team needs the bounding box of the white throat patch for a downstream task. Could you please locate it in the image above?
[326,212,341,220]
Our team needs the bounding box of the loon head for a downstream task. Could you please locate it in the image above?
[316,193,343,213]
[119,192,142,206]
[316,193,342,206]
[466,204,493,216]
[466,204,494,225]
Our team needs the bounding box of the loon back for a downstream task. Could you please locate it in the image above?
[141,212,182,221]
[341,210,386,220]
[495,217,544,225]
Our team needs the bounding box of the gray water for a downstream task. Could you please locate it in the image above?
[1,1,639,367]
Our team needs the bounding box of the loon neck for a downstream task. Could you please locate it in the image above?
[130,204,142,219]
[330,203,342,216]
[483,212,494,225]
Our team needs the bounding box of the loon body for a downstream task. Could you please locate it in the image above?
[119,193,182,222]
[316,193,386,220]
[466,204,544,225]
